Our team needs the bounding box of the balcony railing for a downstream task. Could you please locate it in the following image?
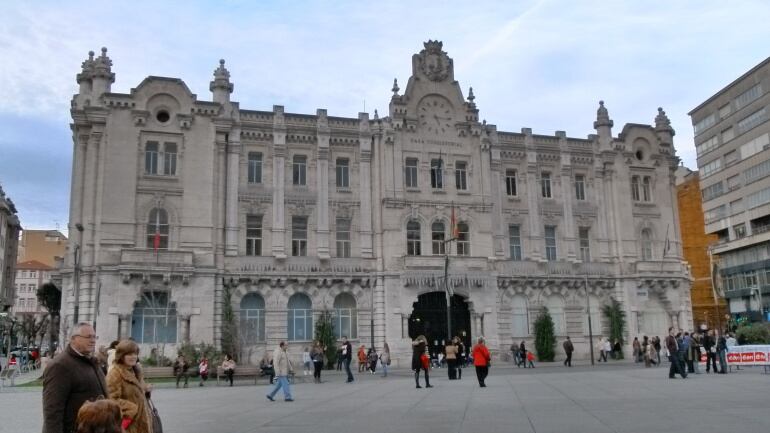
[120,248,194,267]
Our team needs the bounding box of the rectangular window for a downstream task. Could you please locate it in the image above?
[722,127,735,143]
[737,107,767,134]
[730,198,743,214]
[508,225,522,260]
[145,141,159,175]
[579,227,590,262]
[718,103,732,120]
[291,216,308,256]
[694,113,716,136]
[727,175,741,191]
[505,169,517,196]
[724,150,740,166]
[642,177,652,202]
[574,174,586,200]
[163,143,177,175]
[739,133,770,161]
[631,176,641,201]
[700,158,722,178]
[430,159,443,189]
[744,156,770,185]
[456,224,470,256]
[544,225,557,261]
[455,161,468,191]
[336,158,350,188]
[541,172,552,198]
[248,152,263,184]
[246,215,262,256]
[734,223,747,239]
[701,182,724,202]
[704,205,727,224]
[696,135,720,156]
[735,83,762,110]
[293,155,307,186]
[405,158,418,188]
[336,218,351,258]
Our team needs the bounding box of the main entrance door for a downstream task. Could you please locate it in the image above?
[409,292,471,356]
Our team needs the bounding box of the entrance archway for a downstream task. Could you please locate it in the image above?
[409,292,471,356]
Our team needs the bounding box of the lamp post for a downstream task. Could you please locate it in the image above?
[72,223,84,325]
[584,273,595,366]
[752,288,765,322]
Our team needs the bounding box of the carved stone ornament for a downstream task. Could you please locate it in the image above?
[418,40,452,82]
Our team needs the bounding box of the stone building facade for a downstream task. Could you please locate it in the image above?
[61,42,691,364]
[1,185,21,313]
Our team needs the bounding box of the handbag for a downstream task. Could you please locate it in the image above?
[148,398,163,433]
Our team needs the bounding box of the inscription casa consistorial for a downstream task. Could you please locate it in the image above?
[410,137,462,148]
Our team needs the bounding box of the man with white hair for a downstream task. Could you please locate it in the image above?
[42,322,108,433]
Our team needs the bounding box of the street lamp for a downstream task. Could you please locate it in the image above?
[584,274,595,366]
[752,288,765,322]
[72,223,84,325]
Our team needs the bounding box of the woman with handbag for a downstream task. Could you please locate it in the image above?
[106,340,155,433]
[221,354,236,386]
[310,342,325,383]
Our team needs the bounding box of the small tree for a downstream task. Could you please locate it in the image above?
[533,307,556,362]
[602,298,626,359]
[735,323,770,344]
[37,282,61,349]
[315,310,337,369]
[220,283,238,360]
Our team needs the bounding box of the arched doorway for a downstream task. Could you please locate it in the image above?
[409,292,471,356]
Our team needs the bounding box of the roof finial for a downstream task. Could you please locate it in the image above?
[655,106,674,134]
[392,78,400,96]
[594,100,613,129]
[468,87,475,103]
[374,109,379,120]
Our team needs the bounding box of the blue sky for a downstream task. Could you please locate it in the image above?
[1,0,769,232]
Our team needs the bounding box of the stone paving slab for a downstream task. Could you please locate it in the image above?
[1,364,768,433]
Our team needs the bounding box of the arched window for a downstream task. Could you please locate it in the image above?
[407,220,421,256]
[641,229,653,260]
[511,295,529,337]
[131,291,177,343]
[287,293,312,341]
[333,293,357,339]
[240,293,265,344]
[147,208,169,249]
[456,222,470,256]
[432,221,446,255]
[547,296,565,335]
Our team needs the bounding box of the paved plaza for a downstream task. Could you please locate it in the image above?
[2,362,769,433]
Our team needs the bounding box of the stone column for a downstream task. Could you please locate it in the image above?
[271,106,287,257]
[358,113,374,258]
[68,133,87,260]
[316,109,331,259]
[557,132,577,261]
[593,166,611,261]
[119,314,132,339]
[603,163,620,260]
[225,128,241,256]
[523,129,542,260]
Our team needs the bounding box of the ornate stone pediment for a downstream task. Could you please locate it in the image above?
[418,40,453,82]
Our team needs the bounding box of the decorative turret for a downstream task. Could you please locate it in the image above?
[655,107,675,149]
[74,51,95,107]
[593,100,614,150]
[210,59,234,105]
[465,86,479,122]
[90,47,115,98]
[391,78,400,99]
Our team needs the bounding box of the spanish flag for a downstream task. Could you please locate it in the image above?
[450,202,459,239]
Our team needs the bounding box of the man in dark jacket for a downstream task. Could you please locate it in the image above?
[42,322,108,433]
[341,336,354,383]
[665,327,686,379]
[703,330,718,373]
[563,337,574,367]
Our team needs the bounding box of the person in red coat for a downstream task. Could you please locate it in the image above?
[472,337,491,387]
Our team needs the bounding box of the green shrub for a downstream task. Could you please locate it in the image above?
[534,307,556,362]
[735,323,770,344]
[141,354,172,367]
[176,342,225,367]
[315,310,337,369]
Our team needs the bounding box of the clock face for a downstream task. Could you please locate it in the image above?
[418,95,453,135]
